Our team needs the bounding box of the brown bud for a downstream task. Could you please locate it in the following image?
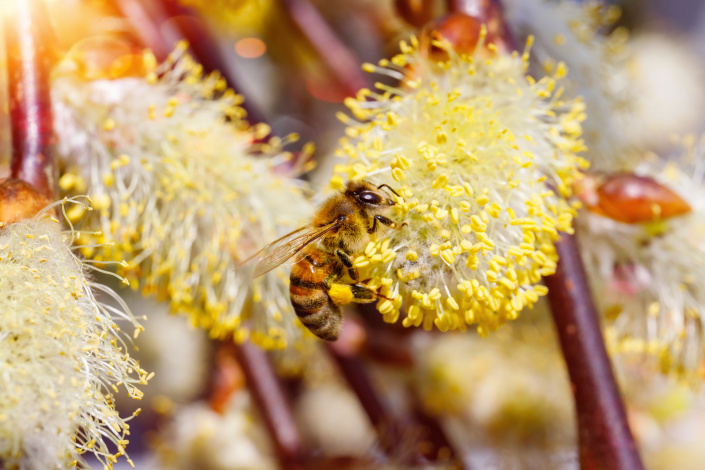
[590,173,691,224]
[0,178,52,226]
[394,0,436,28]
[574,173,600,208]
[418,13,488,62]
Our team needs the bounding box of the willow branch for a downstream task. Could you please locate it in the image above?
[111,0,173,60]
[327,319,466,468]
[232,342,307,469]
[4,0,57,200]
[279,0,368,96]
[326,336,407,460]
[544,234,644,470]
[113,0,266,124]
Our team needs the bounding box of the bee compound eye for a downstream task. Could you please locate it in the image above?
[338,215,346,222]
[359,191,382,204]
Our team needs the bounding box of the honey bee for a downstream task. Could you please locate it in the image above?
[243,180,404,341]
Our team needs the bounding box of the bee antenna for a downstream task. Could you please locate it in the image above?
[377,184,400,198]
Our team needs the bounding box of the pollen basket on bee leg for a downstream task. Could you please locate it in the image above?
[328,283,354,306]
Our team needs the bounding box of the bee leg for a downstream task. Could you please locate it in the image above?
[336,249,359,281]
[368,215,405,234]
[328,282,389,306]
[349,284,380,304]
[323,266,344,289]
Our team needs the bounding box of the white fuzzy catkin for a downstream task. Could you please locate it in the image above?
[52,45,315,349]
[579,137,705,379]
[0,207,148,469]
[502,0,636,171]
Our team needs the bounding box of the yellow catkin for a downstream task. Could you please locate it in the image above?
[330,34,584,335]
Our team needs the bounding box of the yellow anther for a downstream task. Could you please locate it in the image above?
[432,174,449,189]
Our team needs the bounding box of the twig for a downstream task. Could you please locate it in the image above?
[110,0,172,60]
[543,234,644,470]
[409,393,466,469]
[327,319,467,468]
[279,0,368,96]
[159,0,267,125]
[326,335,405,461]
[4,0,57,200]
[113,0,266,124]
[232,341,307,469]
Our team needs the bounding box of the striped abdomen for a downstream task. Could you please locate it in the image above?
[289,249,341,341]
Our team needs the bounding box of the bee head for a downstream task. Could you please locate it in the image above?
[345,180,398,210]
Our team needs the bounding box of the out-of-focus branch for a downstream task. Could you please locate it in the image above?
[328,319,467,468]
[279,0,368,97]
[4,1,57,201]
[544,234,645,470]
[326,333,407,460]
[232,342,307,469]
[110,0,172,60]
[113,0,267,124]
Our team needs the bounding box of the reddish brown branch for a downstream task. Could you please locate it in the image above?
[279,0,368,97]
[113,0,267,124]
[544,234,644,470]
[4,1,57,200]
[232,342,307,469]
[326,337,406,460]
[409,394,465,469]
[111,0,173,61]
[327,320,467,468]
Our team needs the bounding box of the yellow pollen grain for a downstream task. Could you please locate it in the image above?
[499,278,516,291]
[440,249,455,264]
[451,208,459,223]
[432,174,449,189]
[470,215,486,232]
[486,202,501,218]
[382,250,396,263]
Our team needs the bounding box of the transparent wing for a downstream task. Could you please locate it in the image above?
[239,220,341,278]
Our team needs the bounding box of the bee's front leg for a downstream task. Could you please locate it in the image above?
[335,249,358,281]
[368,215,406,234]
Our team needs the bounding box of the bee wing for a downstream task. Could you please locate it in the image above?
[242,220,341,278]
